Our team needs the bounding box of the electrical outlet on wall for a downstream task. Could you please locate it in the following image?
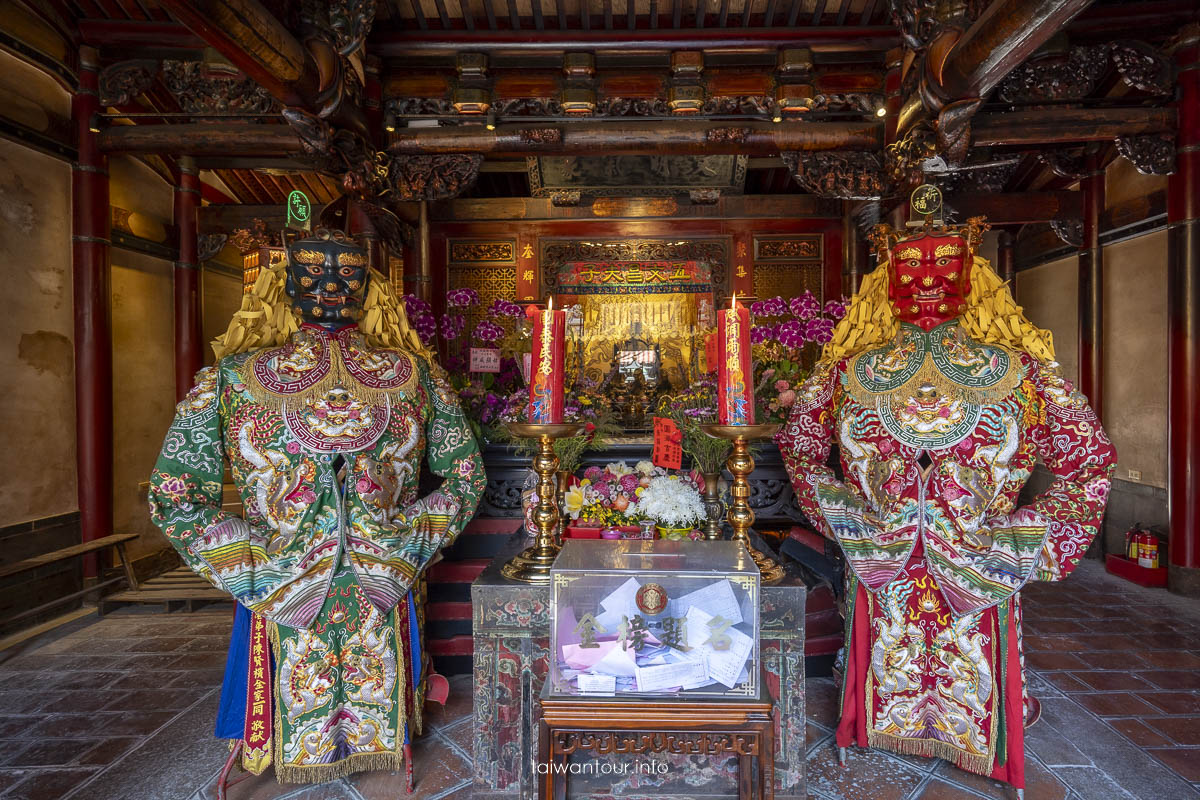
[1127,469,1142,482]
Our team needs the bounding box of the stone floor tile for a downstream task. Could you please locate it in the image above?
[1137,650,1200,669]
[1029,619,1090,635]
[0,690,66,715]
[1041,673,1090,693]
[1072,692,1161,717]
[121,636,196,654]
[1051,766,1138,800]
[912,778,996,799]
[75,737,143,766]
[805,678,841,728]
[1024,651,1087,671]
[41,669,127,691]
[198,769,361,800]
[806,741,923,800]
[106,670,181,690]
[0,769,30,794]
[166,652,229,671]
[5,738,106,767]
[1143,692,1200,715]
[53,689,132,713]
[928,759,1010,799]
[806,722,833,750]
[65,689,226,800]
[1145,716,1200,746]
[112,653,195,670]
[176,636,234,653]
[1077,651,1147,670]
[1141,671,1200,691]
[1023,635,1090,653]
[443,719,473,758]
[1037,696,1198,800]
[1107,718,1173,748]
[1145,747,1200,782]
[6,767,100,800]
[1024,720,1094,767]
[101,687,209,712]
[26,714,111,738]
[1068,671,1154,692]
[168,668,226,689]
[351,733,470,800]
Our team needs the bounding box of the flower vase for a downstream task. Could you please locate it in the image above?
[702,472,723,541]
[656,525,694,542]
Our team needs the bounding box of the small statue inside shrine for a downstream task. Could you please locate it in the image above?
[148,199,485,783]
[777,214,1115,796]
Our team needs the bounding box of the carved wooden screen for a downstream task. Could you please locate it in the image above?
[448,239,518,329]
[752,234,825,302]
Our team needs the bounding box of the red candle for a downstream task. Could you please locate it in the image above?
[529,298,566,423]
[717,295,754,425]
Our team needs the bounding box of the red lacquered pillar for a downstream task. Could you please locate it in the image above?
[1078,146,1104,420]
[842,201,866,295]
[72,46,112,577]
[173,156,202,398]
[1168,29,1200,596]
[997,230,1015,288]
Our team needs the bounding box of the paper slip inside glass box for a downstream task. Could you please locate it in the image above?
[557,577,755,695]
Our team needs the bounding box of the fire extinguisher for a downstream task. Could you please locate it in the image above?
[1126,524,1160,568]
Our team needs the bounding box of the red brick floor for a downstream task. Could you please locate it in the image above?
[0,560,1197,799]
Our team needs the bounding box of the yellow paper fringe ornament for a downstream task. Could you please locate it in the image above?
[211,258,432,360]
[821,255,1055,365]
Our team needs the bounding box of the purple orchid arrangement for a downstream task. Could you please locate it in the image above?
[473,319,505,343]
[446,287,481,308]
[488,298,524,318]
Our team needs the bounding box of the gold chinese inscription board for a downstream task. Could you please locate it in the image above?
[449,240,516,265]
[753,234,823,262]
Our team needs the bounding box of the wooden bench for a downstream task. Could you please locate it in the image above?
[0,533,139,627]
[100,566,229,613]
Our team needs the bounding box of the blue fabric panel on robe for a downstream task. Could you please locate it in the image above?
[405,590,420,744]
[214,603,251,739]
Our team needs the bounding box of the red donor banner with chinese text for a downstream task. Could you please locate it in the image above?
[652,416,683,470]
[242,612,273,774]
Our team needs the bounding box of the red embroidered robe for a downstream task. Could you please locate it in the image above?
[777,320,1115,787]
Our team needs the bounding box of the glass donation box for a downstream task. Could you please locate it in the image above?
[549,539,760,699]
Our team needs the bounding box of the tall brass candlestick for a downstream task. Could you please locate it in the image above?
[501,422,583,584]
[701,423,785,583]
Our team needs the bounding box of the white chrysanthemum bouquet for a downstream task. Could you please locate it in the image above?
[636,475,705,529]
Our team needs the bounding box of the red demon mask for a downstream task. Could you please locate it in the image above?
[887,233,972,330]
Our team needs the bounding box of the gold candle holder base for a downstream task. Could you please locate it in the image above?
[701,423,785,584]
[501,422,584,584]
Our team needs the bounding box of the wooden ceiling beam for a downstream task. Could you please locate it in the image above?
[939,0,1093,100]
[972,108,1176,147]
[431,0,453,29]
[458,0,475,31]
[388,119,881,156]
[157,0,312,108]
[810,0,826,26]
[369,25,900,54]
[99,123,302,155]
[77,18,203,48]
[945,191,1081,225]
[485,0,498,30]
[409,0,429,30]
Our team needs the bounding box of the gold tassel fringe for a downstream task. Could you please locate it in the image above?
[867,730,995,777]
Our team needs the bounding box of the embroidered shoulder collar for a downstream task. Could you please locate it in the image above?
[847,320,1019,406]
[240,325,420,407]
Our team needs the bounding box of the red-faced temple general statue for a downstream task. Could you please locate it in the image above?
[148,206,485,784]
[777,214,1116,794]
